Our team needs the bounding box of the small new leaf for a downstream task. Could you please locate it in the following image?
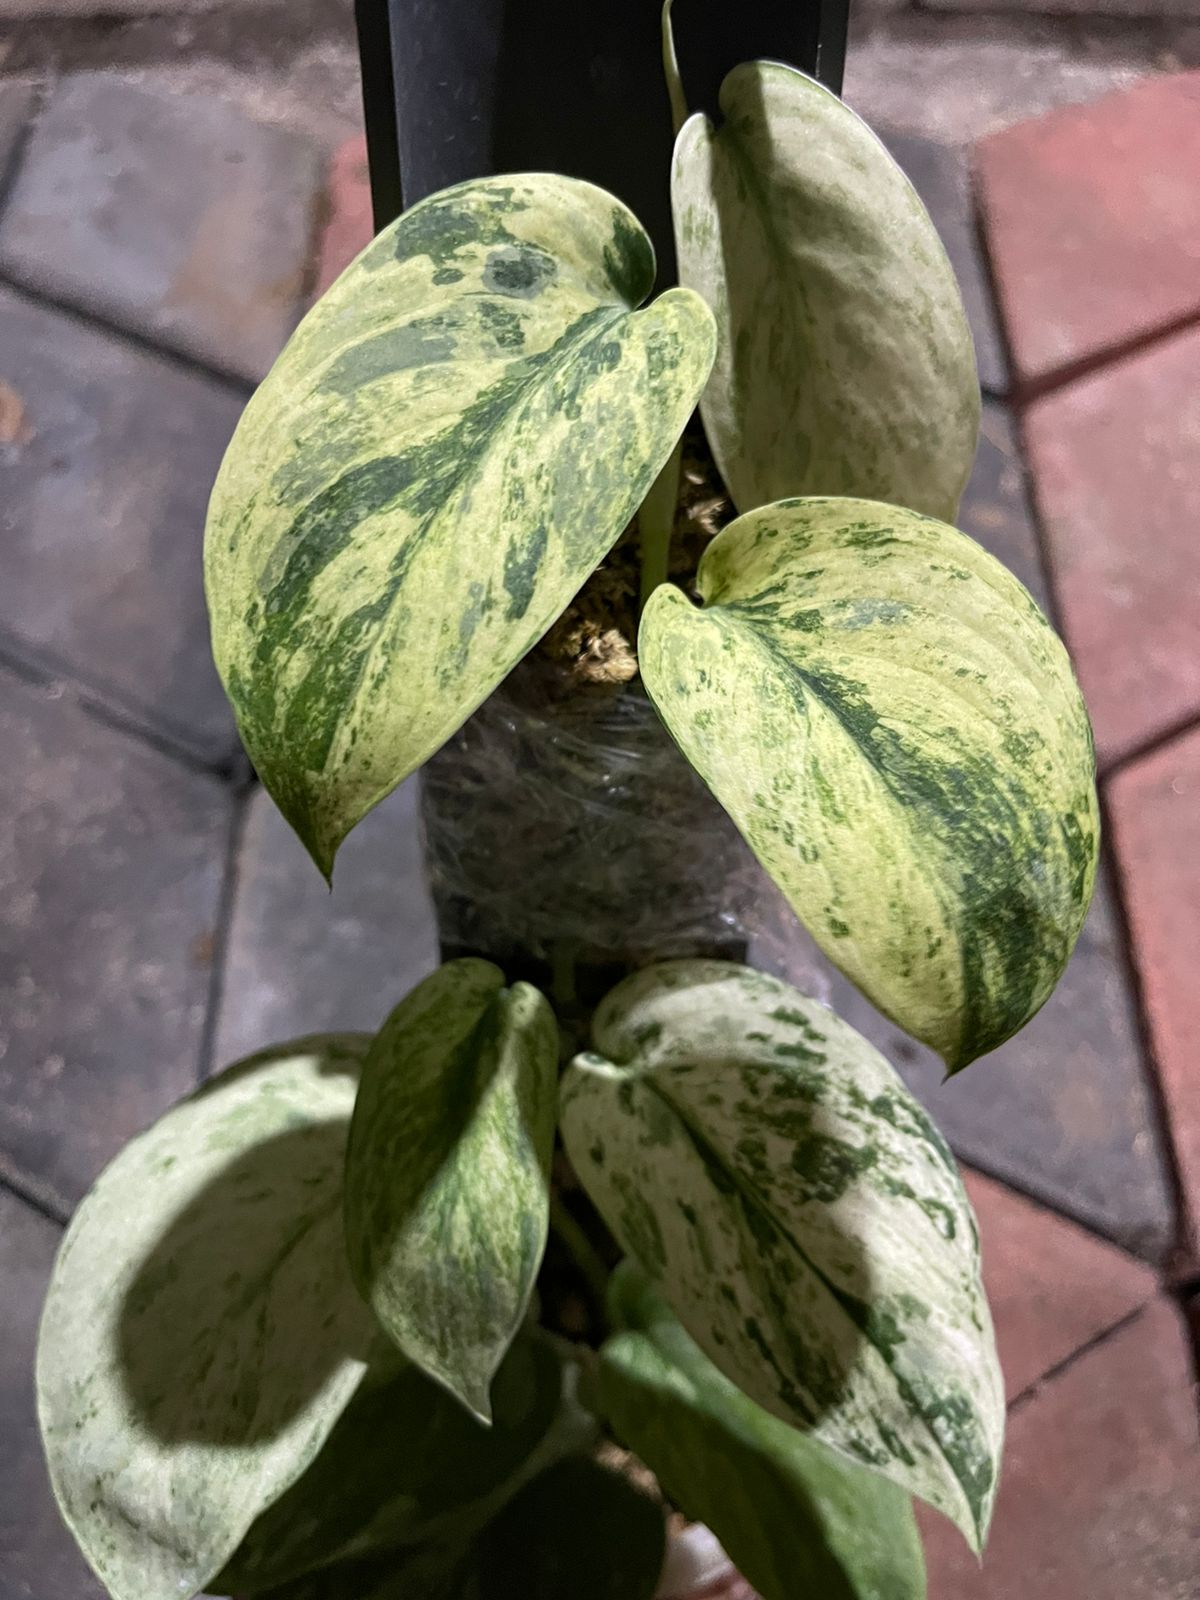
[672,61,978,521]
[600,1263,926,1600]
[206,173,715,876]
[36,1035,377,1600]
[343,961,559,1420]
[640,497,1099,1070]
[560,960,1005,1550]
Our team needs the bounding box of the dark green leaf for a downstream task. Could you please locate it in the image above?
[474,1456,666,1600]
[252,1458,664,1600]
[216,1334,595,1596]
[601,1263,927,1600]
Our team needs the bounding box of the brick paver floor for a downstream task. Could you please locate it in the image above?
[0,62,1196,1600]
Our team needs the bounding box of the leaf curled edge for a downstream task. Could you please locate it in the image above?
[672,60,979,521]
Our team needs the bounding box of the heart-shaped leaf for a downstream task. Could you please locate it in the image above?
[672,60,978,520]
[344,961,558,1420]
[600,1263,926,1600]
[36,1034,378,1600]
[639,497,1098,1070]
[560,960,1004,1550]
[206,173,716,877]
[216,1332,594,1596]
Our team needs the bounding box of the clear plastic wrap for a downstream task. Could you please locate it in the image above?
[420,656,831,1017]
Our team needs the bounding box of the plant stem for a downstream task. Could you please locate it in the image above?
[661,0,688,137]
[549,1195,612,1311]
[550,941,578,1012]
[638,442,681,618]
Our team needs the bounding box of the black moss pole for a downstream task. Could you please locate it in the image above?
[353,0,850,275]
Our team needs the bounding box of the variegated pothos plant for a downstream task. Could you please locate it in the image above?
[38,10,1098,1600]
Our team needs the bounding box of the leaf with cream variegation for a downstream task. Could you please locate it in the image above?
[205,173,715,877]
[640,496,1098,1070]
[672,59,978,521]
[343,961,558,1420]
[560,960,1004,1551]
[36,1035,376,1600]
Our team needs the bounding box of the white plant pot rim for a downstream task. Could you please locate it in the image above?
[656,1523,751,1599]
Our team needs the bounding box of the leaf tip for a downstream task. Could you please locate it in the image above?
[451,1371,495,1428]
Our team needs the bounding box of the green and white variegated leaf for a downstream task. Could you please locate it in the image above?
[640,498,1099,1070]
[205,173,715,877]
[672,59,978,521]
[599,1263,926,1600]
[560,960,1004,1550]
[344,961,558,1420]
[216,1333,596,1596]
[36,1034,378,1600]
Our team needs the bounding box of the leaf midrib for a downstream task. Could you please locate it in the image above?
[317,302,628,846]
[636,1067,979,1536]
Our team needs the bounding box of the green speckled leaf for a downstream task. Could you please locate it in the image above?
[640,497,1099,1070]
[600,1263,926,1600]
[206,173,715,877]
[36,1034,378,1600]
[672,60,978,520]
[344,961,558,1420]
[215,1332,594,1596]
[560,960,1004,1550]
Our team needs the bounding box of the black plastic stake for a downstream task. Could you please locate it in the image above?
[354,0,404,233]
[353,0,851,273]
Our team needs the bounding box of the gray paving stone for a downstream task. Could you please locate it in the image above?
[0,0,227,13]
[823,863,1174,1260]
[878,126,1009,397]
[0,287,244,765]
[923,0,1193,15]
[0,1188,106,1600]
[0,82,33,189]
[0,74,323,383]
[213,777,438,1070]
[0,666,232,1212]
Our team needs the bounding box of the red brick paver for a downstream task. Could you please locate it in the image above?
[1023,326,1200,769]
[977,71,1200,389]
[315,133,373,297]
[1109,724,1200,1263]
[964,1170,1157,1401]
[919,1299,1200,1597]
